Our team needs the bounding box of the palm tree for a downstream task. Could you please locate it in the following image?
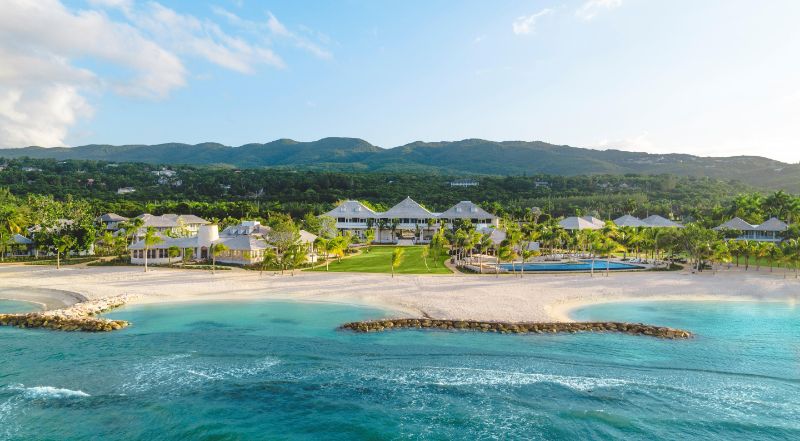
[593,238,623,277]
[0,228,13,262]
[475,233,492,274]
[497,245,515,278]
[167,246,181,265]
[142,227,163,273]
[53,235,77,270]
[376,219,388,244]
[122,217,145,248]
[314,237,331,270]
[364,228,376,250]
[391,247,404,278]
[259,248,278,277]
[210,242,228,275]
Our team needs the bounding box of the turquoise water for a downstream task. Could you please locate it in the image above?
[0,299,42,313]
[500,260,643,272]
[1,300,799,440]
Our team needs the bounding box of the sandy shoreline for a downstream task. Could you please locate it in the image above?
[1,265,798,322]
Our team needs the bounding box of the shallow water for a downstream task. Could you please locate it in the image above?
[0,299,42,313]
[1,300,798,440]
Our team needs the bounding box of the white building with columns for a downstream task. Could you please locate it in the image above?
[322,197,499,244]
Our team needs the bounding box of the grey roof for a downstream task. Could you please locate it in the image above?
[642,215,684,228]
[299,230,318,244]
[581,216,606,227]
[136,213,209,228]
[754,217,789,232]
[98,213,129,222]
[714,217,755,231]
[216,236,271,251]
[613,215,648,228]
[382,197,433,219]
[324,200,378,218]
[439,201,496,220]
[559,216,602,230]
[221,221,271,237]
[477,226,506,245]
[12,234,33,245]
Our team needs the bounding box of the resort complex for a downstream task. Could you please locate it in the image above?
[324,197,499,243]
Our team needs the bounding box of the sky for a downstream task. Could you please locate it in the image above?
[1,0,799,162]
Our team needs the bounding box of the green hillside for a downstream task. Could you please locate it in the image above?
[1,138,798,191]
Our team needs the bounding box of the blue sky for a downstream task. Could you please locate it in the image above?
[2,0,800,162]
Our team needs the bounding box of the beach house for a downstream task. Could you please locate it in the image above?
[129,220,318,265]
[713,217,788,242]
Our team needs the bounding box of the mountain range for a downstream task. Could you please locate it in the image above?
[1,138,798,191]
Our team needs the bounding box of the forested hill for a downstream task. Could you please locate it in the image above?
[2,137,798,190]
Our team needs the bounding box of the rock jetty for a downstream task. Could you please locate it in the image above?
[0,295,133,332]
[340,318,692,339]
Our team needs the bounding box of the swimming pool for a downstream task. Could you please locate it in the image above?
[498,260,644,272]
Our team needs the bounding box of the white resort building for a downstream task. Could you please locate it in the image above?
[134,213,210,237]
[128,220,318,266]
[323,197,499,244]
[713,217,788,242]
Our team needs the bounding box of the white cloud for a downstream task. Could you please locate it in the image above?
[0,0,329,148]
[576,0,623,21]
[215,8,332,60]
[513,9,553,35]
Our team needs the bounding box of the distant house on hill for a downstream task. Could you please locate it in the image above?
[116,187,136,195]
[449,179,478,187]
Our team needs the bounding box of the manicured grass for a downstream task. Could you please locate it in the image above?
[311,245,451,274]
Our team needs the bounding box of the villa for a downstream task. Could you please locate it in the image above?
[96,213,129,232]
[129,220,317,266]
[713,217,788,242]
[323,197,499,244]
[559,214,685,230]
[133,213,210,237]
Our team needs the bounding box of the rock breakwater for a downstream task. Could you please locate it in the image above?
[0,295,133,332]
[340,318,692,339]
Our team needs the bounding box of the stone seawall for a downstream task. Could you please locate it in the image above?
[0,295,133,332]
[341,318,692,339]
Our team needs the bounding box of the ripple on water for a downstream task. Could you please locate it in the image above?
[120,353,281,394]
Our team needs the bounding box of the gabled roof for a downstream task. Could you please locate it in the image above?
[755,217,789,232]
[714,217,755,231]
[216,235,271,251]
[382,197,433,219]
[613,215,648,228]
[324,200,377,218]
[581,216,606,227]
[98,213,129,222]
[221,221,271,237]
[299,230,318,244]
[136,213,209,228]
[477,226,506,244]
[559,216,602,230]
[642,215,683,228]
[12,234,33,245]
[439,201,496,220]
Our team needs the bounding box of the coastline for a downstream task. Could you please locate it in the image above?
[1,265,798,324]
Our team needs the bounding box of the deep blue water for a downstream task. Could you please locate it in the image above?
[1,299,799,440]
[500,260,643,271]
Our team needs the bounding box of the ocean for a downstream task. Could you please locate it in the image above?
[1,299,798,440]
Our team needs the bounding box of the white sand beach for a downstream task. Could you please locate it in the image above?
[2,265,798,322]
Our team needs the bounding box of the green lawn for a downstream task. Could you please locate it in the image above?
[310,245,451,274]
